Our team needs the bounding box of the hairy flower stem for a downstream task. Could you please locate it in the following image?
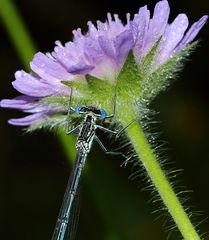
[120,112,200,240]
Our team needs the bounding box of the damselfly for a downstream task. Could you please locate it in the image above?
[51,95,128,240]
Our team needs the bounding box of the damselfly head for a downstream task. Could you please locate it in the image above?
[74,105,107,119]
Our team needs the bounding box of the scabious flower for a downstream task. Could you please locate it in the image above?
[0,0,207,129]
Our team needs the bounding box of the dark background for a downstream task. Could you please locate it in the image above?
[0,0,209,239]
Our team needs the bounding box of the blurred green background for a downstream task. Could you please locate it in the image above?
[0,0,209,239]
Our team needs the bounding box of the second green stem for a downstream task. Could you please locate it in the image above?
[121,113,200,240]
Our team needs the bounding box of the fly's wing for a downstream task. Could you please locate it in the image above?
[64,185,80,240]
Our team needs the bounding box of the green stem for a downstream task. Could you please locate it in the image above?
[0,0,76,162]
[121,112,200,240]
[0,0,36,67]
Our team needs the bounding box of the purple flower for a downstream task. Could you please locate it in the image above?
[0,0,207,126]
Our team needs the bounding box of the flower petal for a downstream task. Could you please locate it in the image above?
[12,70,57,97]
[132,5,150,60]
[30,52,73,82]
[154,13,189,68]
[143,0,170,54]
[114,29,134,65]
[12,70,71,97]
[0,95,52,113]
[175,15,208,51]
[0,96,38,110]
[8,112,48,126]
[98,35,116,61]
[84,37,105,64]
[53,40,89,74]
[67,62,94,74]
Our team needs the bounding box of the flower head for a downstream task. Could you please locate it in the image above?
[0,0,208,129]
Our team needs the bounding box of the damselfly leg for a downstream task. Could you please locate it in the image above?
[66,125,80,135]
[65,88,76,134]
[94,135,128,159]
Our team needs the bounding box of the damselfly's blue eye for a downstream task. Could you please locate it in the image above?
[100,109,106,119]
[74,106,82,115]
